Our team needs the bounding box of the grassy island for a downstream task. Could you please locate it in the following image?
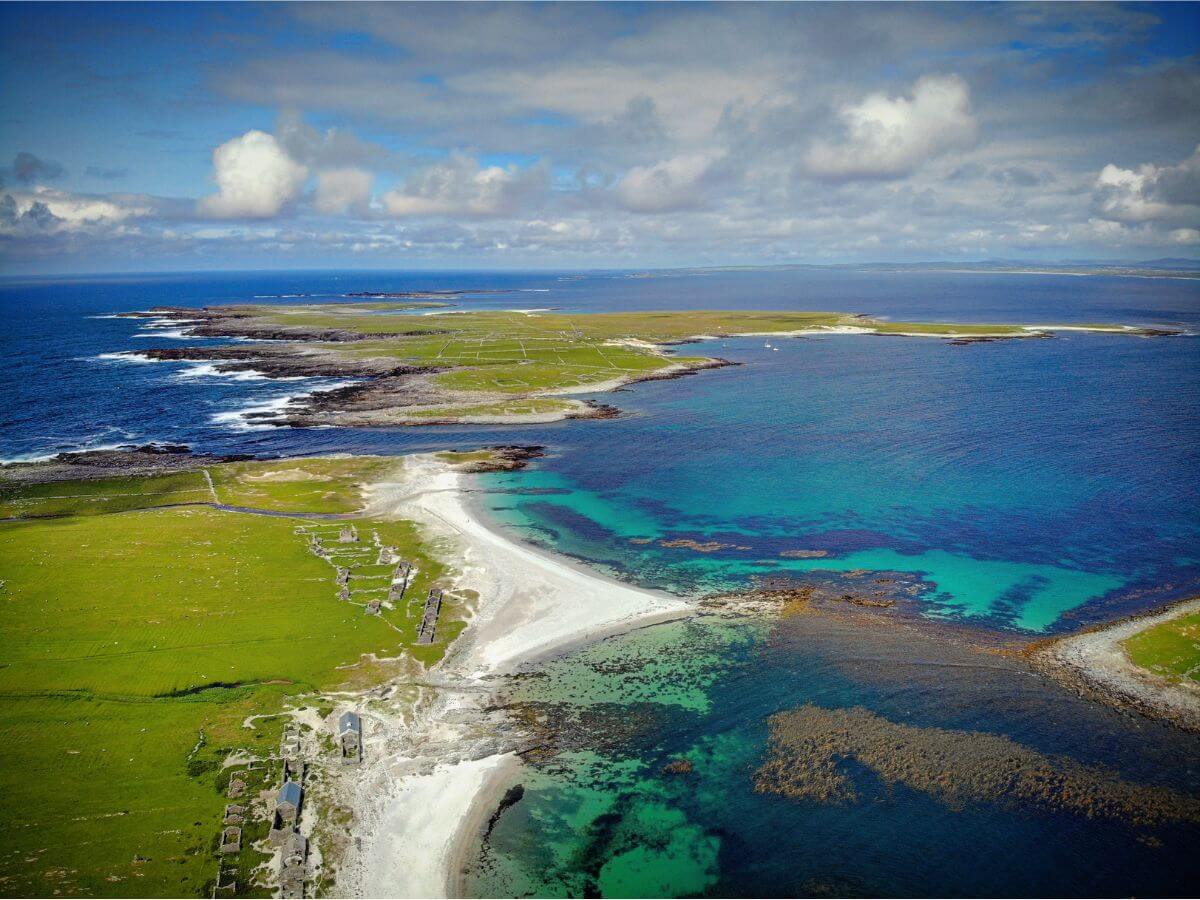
[0,454,467,898]
[132,303,1176,428]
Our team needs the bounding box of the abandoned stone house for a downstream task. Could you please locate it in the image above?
[283,832,308,869]
[276,780,303,825]
[282,736,302,759]
[219,826,242,855]
[280,866,305,900]
[279,831,308,899]
[365,599,381,615]
[222,804,244,826]
[283,757,304,784]
[338,710,362,763]
[214,867,237,895]
[226,777,246,799]
[338,526,358,543]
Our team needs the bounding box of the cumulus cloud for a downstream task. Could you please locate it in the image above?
[275,109,392,171]
[198,130,309,219]
[382,154,547,218]
[0,187,158,237]
[616,153,719,213]
[1094,145,1200,223]
[314,167,373,215]
[806,75,978,180]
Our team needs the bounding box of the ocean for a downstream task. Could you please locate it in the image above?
[2,266,1198,896]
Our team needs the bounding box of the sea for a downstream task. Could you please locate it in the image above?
[2,266,1199,896]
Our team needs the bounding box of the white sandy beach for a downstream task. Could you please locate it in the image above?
[336,454,692,898]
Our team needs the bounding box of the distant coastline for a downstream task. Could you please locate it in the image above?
[113,302,1185,430]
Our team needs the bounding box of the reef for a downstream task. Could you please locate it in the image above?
[754,703,1200,827]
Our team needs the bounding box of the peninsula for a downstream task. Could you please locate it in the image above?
[1039,598,1200,732]
[0,446,684,898]
[124,302,1180,428]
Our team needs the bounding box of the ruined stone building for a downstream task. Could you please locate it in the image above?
[338,710,362,764]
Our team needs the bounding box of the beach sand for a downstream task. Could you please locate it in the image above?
[336,454,692,898]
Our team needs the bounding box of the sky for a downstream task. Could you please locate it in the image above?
[1,1,1198,274]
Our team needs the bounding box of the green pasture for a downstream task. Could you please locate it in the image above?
[401,398,580,419]
[0,456,461,896]
[196,305,1095,423]
[1123,611,1200,684]
[207,456,400,513]
[0,471,212,519]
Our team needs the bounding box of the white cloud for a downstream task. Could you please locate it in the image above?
[314,167,373,215]
[616,153,717,213]
[806,74,978,179]
[1094,145,1200,223]
[199,130,309,219]
[1,187,153,235]
[382,154,546,218]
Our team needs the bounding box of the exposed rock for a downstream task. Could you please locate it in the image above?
[451,446,546,474]
[0,445,248,485]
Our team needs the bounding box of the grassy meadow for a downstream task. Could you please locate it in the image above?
[1123,611,1200,684]
[0,456,459,897]
[208,305,1056,423]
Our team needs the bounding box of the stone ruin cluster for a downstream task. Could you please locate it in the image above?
[297,523,434,634]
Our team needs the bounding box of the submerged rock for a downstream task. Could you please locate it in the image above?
[755,703,1200,827]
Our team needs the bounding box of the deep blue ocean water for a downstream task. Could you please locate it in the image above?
[2,267,1198,896]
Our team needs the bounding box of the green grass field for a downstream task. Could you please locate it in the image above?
[0,456,458,897]
[179,305,1156,425]
[1123,611,1200,684]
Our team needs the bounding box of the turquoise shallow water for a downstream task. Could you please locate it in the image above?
[479,332,1199,635]
[466,310,1200,896]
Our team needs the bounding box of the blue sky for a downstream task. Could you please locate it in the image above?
[1,1,1198,274]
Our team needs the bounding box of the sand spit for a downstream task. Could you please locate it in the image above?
[332,455,691,897]
[1037,598,1200,732]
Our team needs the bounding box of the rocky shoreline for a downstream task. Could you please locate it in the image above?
[0,444,250,484]
[121,306,724,428]
[1031,598,1200,733]
[118,304,1182,430]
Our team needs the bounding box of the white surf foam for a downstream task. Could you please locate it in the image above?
[210,379,359,431]
[92,351,158,364]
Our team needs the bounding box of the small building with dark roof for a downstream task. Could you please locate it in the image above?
[338,711,362,763]
[276,780,303,824]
